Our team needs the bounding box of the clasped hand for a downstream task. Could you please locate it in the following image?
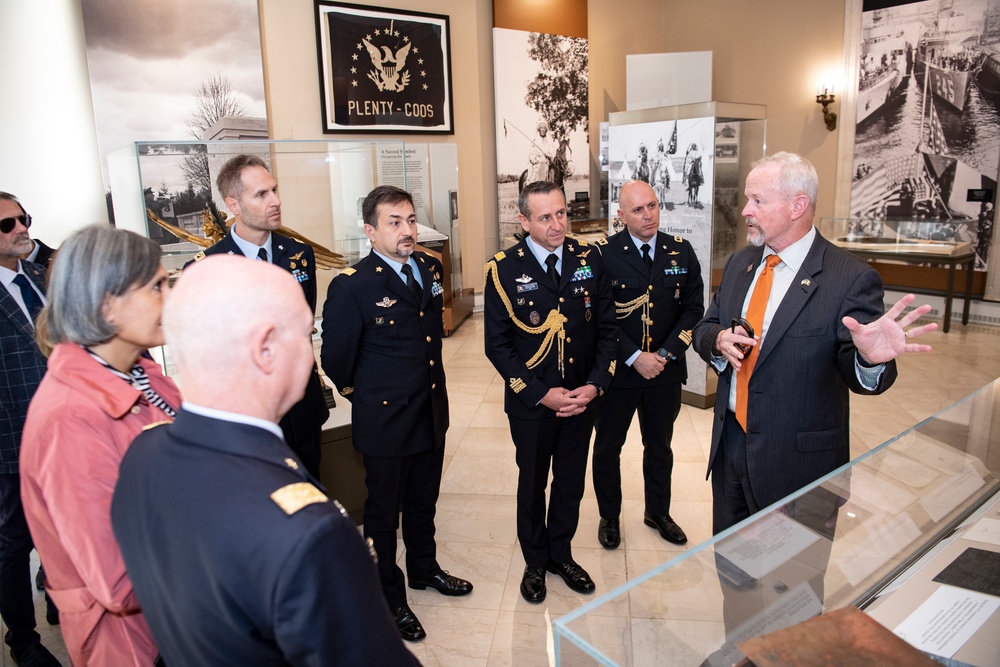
[541,384,598,417]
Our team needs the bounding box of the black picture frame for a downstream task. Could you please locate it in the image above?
[314,1,454,134]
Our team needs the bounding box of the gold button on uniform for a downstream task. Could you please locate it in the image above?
[419,311,425,317]
[569,358,575,364]
[432,383,437,389]
[383,400,388,405]
[426,336,432,343]
[429,360,435,366]
[559,297,565,303]
[565,337,571,343]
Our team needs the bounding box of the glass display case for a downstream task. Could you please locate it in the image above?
[818,217,975,256]
[554,378,1000,666]
[608,102,767,408]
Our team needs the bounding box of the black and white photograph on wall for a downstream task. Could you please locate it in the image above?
[314,2,453,133]
[851,0,1000,269]
[80,0,268,241]
[493,27,589,244]
[608,118,714,253]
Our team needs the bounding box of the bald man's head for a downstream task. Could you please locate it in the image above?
[618,180,660,243]
[165,256,315,420]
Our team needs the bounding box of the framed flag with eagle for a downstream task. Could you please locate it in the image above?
[314,1,454,133]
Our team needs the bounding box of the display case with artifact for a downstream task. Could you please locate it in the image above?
[819,217,974,256]
[554,379,1000,666]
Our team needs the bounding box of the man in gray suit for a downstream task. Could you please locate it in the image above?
[693,153,936,534]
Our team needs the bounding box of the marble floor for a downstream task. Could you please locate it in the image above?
[9,308,1000,666]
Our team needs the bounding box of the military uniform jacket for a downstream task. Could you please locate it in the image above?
[197,230,330,433]
[483,236,618,420]
[0,260,48,474]
[321,250,448,457]
[596,230,704,388]
[111,410,418,667]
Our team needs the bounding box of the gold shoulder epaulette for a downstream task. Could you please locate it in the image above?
[192,251,206,262]
[141,420,170,432]
[576,237,589,247]
[340,267,357,276]
[494,251,506,261]
[596,237,609,246]
[270,482,329,516]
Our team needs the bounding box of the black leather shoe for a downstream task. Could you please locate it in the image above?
[598,517,620,549]
[45,598,59,626]
[644,512,688,544]
[409,570,473,596]
[545,560,595,594]
[520,565,546,603]
[9,643,61,667]
[391,604,426,643]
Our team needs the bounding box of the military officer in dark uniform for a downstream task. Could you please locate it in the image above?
[592,180,704,549]
[191,154,329,477]
[483,181,617,604]
[112,256,417,666]
[321,185,471,643]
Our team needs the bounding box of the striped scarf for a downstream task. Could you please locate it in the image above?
[85,348,177,418]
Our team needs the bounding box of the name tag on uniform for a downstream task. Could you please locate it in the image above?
[517,282,539,292]
[571,265,593,282]
[664,267,688,276]
[431,281,444,297]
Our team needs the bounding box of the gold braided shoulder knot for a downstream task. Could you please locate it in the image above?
[485,260,567,373]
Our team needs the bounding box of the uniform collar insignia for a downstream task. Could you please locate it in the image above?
[375,266,384,272]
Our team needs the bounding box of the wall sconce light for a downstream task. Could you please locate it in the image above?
[816,86,837,131]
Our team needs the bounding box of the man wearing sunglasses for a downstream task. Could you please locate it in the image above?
[0,192,61,667]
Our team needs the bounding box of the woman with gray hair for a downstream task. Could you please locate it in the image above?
[19,225,180,666]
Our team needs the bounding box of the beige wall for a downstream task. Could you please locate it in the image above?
[589,0,848,222]
[260,0,851,293]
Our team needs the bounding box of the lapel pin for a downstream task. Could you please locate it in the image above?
[747,264,753,273]
[801,279,811,286]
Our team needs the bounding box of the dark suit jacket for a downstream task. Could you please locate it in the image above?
[483,236,618,419]
[197,231,330,440]
[0,261,48,474]
[596,230,704,388]
[29,240,55,270]
[111,410,417,666]
[692,232,897,507]
[320,250,449,457]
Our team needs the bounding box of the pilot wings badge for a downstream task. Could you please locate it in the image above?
[376,297,397,308]
[515,274,533,283]
[363,26,411,93]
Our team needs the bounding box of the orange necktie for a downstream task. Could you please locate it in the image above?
[736,254,782,431]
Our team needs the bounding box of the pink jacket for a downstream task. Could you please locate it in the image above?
[20,343,182,666]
